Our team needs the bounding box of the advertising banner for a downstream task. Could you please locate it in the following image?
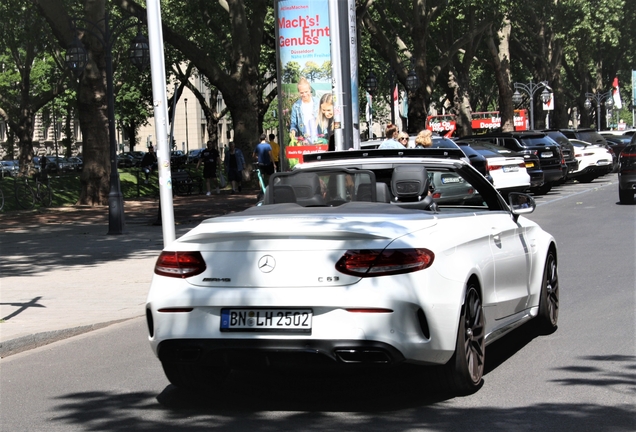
[471,110,528,131]
[275,0,332,168]
[632,70,636,106]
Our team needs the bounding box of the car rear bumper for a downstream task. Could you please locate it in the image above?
[571,164,612,179]
[527,169,545,187]
[618,172,636,190]
[542,167,565,183]
[157,338,408,368]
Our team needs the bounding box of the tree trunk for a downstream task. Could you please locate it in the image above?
[35,0,111,205]
[447,69,473,137]
[16,110,36,176]
[486,21,514,132]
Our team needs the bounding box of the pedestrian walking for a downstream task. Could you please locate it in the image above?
[224,142,246,194]
[253,134,275,186]
[197,141,221,195]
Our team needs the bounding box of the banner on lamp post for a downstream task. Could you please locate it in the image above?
[543,93,554,111]
[275,0,332,168]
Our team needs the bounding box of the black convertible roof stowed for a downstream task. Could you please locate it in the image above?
[302,148,467,163]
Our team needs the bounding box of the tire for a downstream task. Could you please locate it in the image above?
[578,174,596,183]
[161,361,230,392]
[535,250,559,335]
[15,182,35,210]
[38,183,52,207]
[619,188,635,204]
[531,182,552,196]
[443,283,485,395]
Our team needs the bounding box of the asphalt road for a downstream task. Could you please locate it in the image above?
[1,175,634,432]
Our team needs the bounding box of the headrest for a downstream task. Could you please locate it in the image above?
[391,165,429,201]
[291,173,321,199]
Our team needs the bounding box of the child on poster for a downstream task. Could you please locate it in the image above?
[316,92,334,143]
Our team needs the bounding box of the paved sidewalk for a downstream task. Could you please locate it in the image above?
[0,192,257,357]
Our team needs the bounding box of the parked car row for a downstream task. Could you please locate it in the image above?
[360,128,630,198]
[1,160,19,177]
[0,156,84,176]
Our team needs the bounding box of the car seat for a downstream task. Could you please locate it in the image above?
[390,165,436,211]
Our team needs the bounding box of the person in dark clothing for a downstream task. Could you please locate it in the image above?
[197,141,221,195]
[140,146,157,183]
[252,134,275,186]
[224,142,246,194]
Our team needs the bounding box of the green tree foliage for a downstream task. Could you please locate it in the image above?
[0,0,67,173]
[115,0,277,159]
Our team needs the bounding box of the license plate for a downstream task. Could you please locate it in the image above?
[220,308,312,333]
[503,166,519,172]
[441,175,462,184]
[525,162,535,168]
[541,151,553,158]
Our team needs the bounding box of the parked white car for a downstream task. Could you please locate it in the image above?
[146,148,559,396]
[454,141,531,196]
[569,139,613,182]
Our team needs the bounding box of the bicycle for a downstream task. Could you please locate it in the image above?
[252,166,267,204]
[15,175,52,210]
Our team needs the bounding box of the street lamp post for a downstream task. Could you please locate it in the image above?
[512,81,552,130]
[184,98,189,154]
[65,11,149,235]
[366,61,419,129]
[364,72,378,138]
[389,62,420,126]
[584,91,614,131]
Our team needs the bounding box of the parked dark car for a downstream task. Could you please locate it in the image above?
[1,160,19,177]
[429,136,490,180]
[46,156,73,173]
[602,135,631,162]
[187,148,205,164]
[67,156,83,172]
[560,128,617,171]
[171,150,187,168]
[456,131,564,195]
[618,135,636,204]
[117,154,135,168]
[541,130,578,179]
[120,151,145,167]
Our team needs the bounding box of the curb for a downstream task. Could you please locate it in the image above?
[0,316,141,358]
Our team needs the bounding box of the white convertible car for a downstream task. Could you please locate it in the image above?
[146,148,559,395]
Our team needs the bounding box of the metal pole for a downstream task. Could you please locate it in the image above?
[104,12,126,235]
[184,98,189,154]
[338,0,353,150]
[147,0,176,246]
[529,93,535,130]
[390,72,395,126]
[53,106,58,160]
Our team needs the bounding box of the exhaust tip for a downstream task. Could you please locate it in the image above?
[334,349,392,364]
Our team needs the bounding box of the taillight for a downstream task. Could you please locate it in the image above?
[487,162,501,171]
[155,251,206,278]
[335,249,434,277]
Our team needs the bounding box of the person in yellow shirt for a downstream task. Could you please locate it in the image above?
[268,134,280,172]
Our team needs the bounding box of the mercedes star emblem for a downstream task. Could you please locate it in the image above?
[258,255,276,273]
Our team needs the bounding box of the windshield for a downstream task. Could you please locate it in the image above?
[576,131,606,145]
[266,168,377,206]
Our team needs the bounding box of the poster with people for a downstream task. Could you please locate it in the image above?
[275,0,333,168]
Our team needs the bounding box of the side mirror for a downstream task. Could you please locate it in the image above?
[508,192,536,215]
